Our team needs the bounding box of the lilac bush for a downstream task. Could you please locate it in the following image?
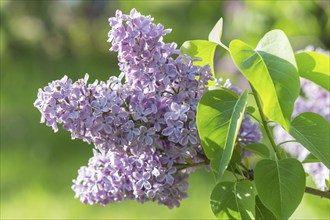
[34,9,262,208]
[33,7,330,219]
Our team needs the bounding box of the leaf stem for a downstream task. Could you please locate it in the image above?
[240,162,249,171]
[219,42,230,52]
[249,84,282,160]
[230,164,240,180]
[276,140,299,147]
[305,187,330,199]
[246,112,264,127]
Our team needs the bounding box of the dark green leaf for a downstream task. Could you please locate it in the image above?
[197,89,247,180]
[246,106,256,114]
[211,180,255,219]
[290,112,330,168]
[295,51,330,91]
[255,196,277,220]
[254,158,306,220]
[241,143,270,158]
[229,30,300,131]
[227,148,242,173]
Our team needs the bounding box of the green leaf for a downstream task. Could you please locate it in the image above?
[180,40,217,84]
[197,89,247,180]
[208,17,223,44]
[302,153,320,163]
[290,112,330,168]
[255,196,277,220]
[211,180,255,220]
[254,158,306,220]
[240,143,270,158]
[326,179,330,190]
[227,148,243,173]
[229,30,300,131]
[295,51,330,91]
[246,106,256,114]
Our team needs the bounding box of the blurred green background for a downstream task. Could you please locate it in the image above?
[1,0,329,219]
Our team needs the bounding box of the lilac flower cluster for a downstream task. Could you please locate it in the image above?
[34,9,212,208]
[273,47,330,190]
[72,148,189,208]
[34,9,261,208]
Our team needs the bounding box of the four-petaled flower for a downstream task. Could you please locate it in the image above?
[157,167,177,185]
[138,126,156,145]
[165,102,190,121]
[133,172,152,190]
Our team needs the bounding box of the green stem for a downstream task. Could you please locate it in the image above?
[230,164,240,180]
[219,42,230,52]
[175,160,209,171]
[246,111,264,127]
[249,84,282,160]
[276,140,299,147]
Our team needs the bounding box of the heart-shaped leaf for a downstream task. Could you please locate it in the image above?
[295,51,330,91]
[211,180,255,219]
[197,89,247,180]
[254,158,306,220]
[230,30,300,131]
[290,112,330,168]
[255,196,277,220]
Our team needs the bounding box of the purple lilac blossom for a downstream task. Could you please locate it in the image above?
[273,47,330,190]
[34,8,210,208]
[72,148,188,208]
[34,8,261,208]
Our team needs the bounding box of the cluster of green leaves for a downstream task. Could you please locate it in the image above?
[181,18,330,219]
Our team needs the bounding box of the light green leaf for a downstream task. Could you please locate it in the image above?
[211,180,255,220]
[208,17,223,45]
[290,112,330,168]
[295,51,330,91]
[240,143,270,158]
[230,30,300,131]
[326,179,330,190]
[254,158,306,220]
[255,196,277,220]
[181,40,217,84]
[197,89,247,180]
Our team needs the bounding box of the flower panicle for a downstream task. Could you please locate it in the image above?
[34,8,263,208]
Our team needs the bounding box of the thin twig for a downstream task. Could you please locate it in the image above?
[246,112,264,127]
[305,187,330,199]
